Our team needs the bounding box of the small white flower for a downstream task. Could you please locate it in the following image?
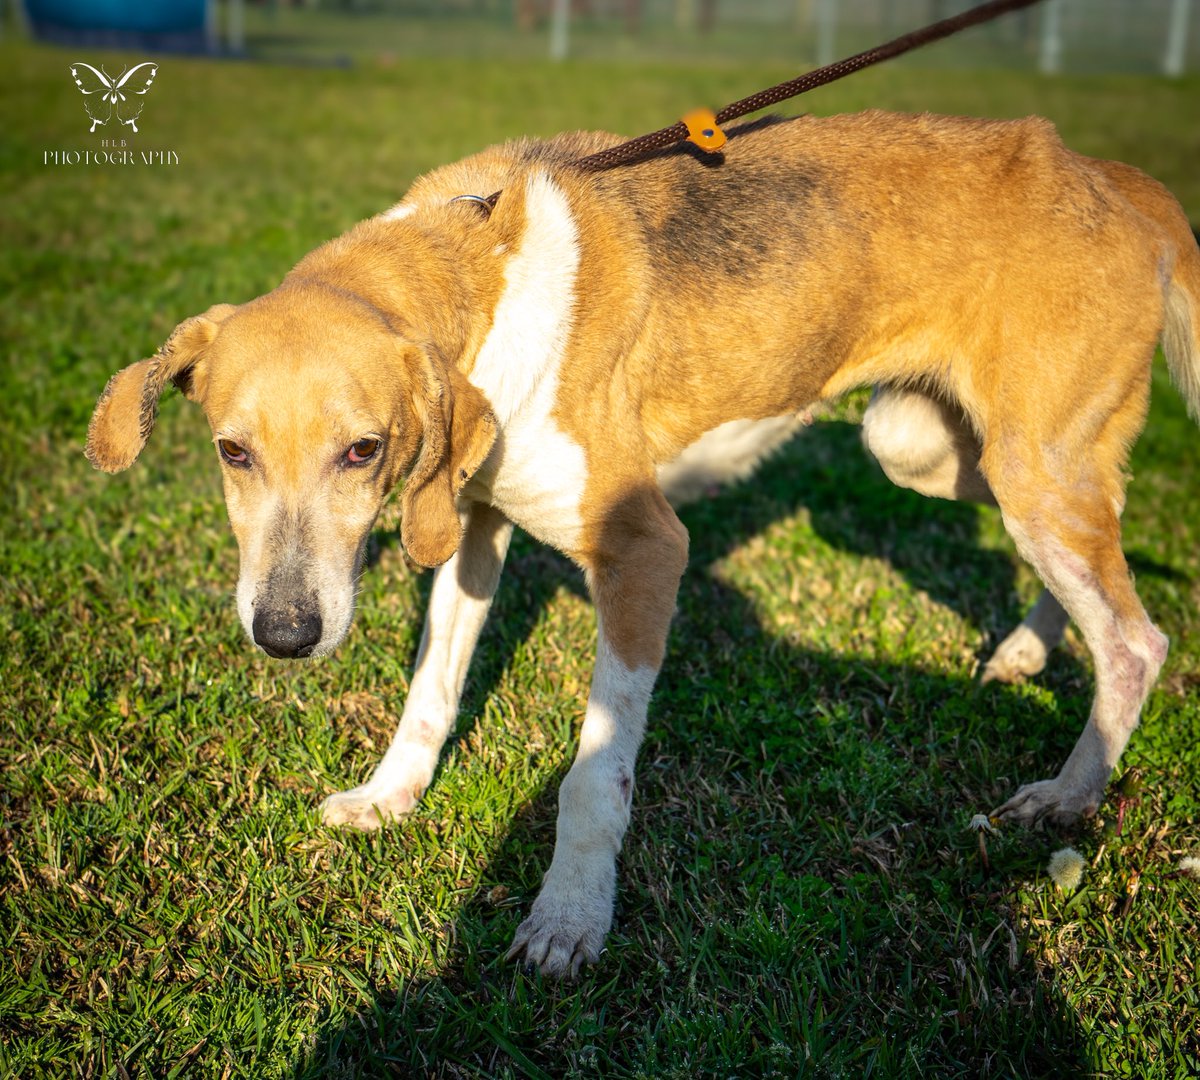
[1179,855,1200,880]
[968,814,995,833]
[1047,847,1086,892]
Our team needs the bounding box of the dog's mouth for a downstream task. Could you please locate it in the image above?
[260,641,316,660]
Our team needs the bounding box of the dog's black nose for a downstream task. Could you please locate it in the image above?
[253,606,322,659]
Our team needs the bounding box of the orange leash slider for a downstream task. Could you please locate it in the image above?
[681,107,726,152]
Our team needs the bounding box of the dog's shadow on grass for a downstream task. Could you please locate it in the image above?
[301,421,1098,1075]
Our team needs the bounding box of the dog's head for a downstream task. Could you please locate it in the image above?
[85,283,496,658]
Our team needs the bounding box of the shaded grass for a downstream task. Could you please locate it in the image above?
[2,37,1200,1078]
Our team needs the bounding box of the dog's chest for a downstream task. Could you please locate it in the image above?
[459,172,592,555]
[462,386,589,555]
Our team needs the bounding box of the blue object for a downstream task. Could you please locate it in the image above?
[26,0,209,50]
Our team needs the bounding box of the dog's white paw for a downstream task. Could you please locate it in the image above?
[320,783,423,830]
[506,867,615,979]
[992,778,1101,828]
[981,624,1051,684]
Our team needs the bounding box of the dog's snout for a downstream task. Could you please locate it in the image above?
[253,604,322,659]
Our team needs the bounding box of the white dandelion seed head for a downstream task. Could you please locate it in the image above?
[1179,855,1200,880]
[969,813,996,833]
[1047,847,1086,892]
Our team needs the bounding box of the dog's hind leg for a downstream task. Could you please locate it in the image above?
[507,483,689,978]
[321,501,513,829]
[983,397,1168,826]
[862,385,995,505]
[862,385,1068,682]
[980,588,1070,685]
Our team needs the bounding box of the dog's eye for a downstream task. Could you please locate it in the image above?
[218,439,248,466]
[347,438,380,464]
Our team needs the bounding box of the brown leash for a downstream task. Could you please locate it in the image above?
[571,0,1046,173]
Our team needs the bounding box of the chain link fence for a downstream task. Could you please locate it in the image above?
[20,0,1195,73]
[280,0,1197,73]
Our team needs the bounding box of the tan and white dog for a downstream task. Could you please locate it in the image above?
[86,111,1200,978]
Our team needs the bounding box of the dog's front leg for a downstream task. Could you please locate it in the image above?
[321,501,513,830]
[508,488,689,978]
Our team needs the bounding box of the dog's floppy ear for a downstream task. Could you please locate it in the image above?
[400,349,497,567]
[85,304,236,473]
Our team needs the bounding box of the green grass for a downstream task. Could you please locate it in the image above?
[3,33,1200,1079]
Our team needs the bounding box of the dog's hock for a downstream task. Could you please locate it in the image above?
[84,304,236,472]
[400,350,497,567]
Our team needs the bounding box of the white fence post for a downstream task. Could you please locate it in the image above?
[1164,0,1191,76]
[1039,0,1062,74]
[816,0,836,66]
[550,0,570,61]
[229,0,244,53]
[205,0,219,52]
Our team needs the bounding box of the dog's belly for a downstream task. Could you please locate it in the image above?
[655,415,805,508]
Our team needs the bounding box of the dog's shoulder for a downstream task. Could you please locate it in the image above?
[375,132,625,220]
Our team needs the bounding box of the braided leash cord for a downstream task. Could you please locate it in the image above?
[572,0,1044,173]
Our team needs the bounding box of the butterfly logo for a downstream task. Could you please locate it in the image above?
[69,62,158,134]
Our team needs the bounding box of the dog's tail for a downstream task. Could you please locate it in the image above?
[1094,158,1200,420]
[1162,225,1200,422]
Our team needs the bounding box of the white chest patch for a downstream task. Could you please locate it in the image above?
[464,172,588,554]
[470,172,581,425]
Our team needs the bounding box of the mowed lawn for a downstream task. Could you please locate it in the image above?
[2,35,1199,1078]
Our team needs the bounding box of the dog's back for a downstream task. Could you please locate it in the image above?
[529,113,1192,461]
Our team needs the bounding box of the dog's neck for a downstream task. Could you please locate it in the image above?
[289,214,506,374]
